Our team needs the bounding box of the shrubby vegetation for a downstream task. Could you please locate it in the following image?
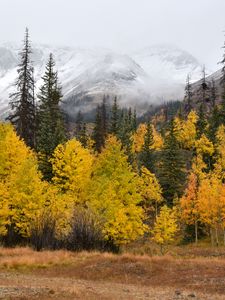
[1,29,225,252]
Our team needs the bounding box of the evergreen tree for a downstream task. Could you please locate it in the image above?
[118,110,133,163]
[208,106,220,143]
[75,111,84,140]
[80,122,88,148]
[36,53,65,180]
[92,97,108,152]
[211,79,217,109]
[8,28,36,148]
[198,66,208,105]
[93,105,103,152]
[196,104,207,138]
[110,96,119,135]
[219,39,225,125]
[140,122,154,172]
[101,96,108,139]
[132,109,137,132]
[184,74,193,114]
[158,120,186,206]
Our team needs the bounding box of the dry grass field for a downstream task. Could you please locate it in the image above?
[0,246,225,299]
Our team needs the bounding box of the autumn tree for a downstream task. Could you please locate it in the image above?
[152,205,178,254]
[86,135,147,247]
[180,172,200,243]
[0,123,44,243]
[140,166,162,219]
[51,139,93,203]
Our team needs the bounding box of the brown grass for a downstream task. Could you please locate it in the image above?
[0,247,74,269]
[0,246,225,299]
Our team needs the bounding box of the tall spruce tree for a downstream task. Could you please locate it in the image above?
[208,105,220,144]
[140,122,154,172]
[118,109,134,164]
[36,53,65,180]
[219,39,225,125]
[79,122,88,148]
[184,74,193,114]
[211,79,217,109]
[8,28,36,148]
[158,120,186,207]
[199,66,208,105]
[196,104,207,138]
[92,97,108,152]
[75,110,84,139]
[132,109,137,132]
[110,96,119,135]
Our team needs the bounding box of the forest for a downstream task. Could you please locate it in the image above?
[1,28,225,255]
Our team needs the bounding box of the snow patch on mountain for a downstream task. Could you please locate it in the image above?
[0,43,204,118]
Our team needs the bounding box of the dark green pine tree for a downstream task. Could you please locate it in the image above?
[184,74,193,114]
[132,109,137,132]
[36,53,65,180]
[118,109,134,164]
[211,78,217,109]
[208,79,219,143]
[219,39,225,125]
[79,122,88,148]
[196,104,207,138]
[110,96,119,135]
[199,65,208,104]
[8,28,36,148]
[75,110,84,140]
[93,105,103,152]
[208,106,220,144]
[92,98,108,152]
[158,120,186,207]
[140,122,154,172]
[101,96,108,139]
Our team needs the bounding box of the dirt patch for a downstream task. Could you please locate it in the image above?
[0,248,224,299]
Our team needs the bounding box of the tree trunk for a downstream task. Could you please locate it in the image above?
[210,227,214,247]
[195,220,198,244]
[215,226,219,247]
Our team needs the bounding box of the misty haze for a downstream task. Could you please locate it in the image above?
[0,1,225,300]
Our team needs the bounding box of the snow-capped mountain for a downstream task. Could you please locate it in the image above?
[0,43,203,118]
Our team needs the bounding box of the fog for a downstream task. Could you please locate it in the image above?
[1,0,225,70]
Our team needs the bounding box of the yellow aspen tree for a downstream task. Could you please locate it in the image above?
[51,139,93,203]
[86,135,147,246]
[0,123,46,238]
[152,205,178,254]
[132,123,163,154]
[180,172,199,243]
[214,125,225,179]
[197,175,222,246]
[174,111,198,150]
[139,166,163,218]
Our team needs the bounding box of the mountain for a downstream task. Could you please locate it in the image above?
[0,43,203,119]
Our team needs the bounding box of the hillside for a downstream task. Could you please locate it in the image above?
[0,43,203,119]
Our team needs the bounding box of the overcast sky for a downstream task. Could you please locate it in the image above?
[1,0,225,70]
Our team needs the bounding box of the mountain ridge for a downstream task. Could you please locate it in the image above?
[0,43,204,118]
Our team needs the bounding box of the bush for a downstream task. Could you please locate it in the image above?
[66,208,105,251]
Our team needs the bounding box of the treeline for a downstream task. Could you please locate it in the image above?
[1,29,225,253]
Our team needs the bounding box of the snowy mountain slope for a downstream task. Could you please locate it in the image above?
[132,44,203,101]
[0,43,203,118]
